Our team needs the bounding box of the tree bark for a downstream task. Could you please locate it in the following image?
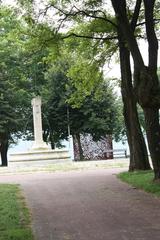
[119,36,150,171]
[111,0,144,69]
[111,0,160,179]
[49,131,55,149]
[144,0,158,70]
[143,108,160,180]
[0,133,9,167]
[73,134,84,161]
[141,0,160,179]
[76,134,84,161]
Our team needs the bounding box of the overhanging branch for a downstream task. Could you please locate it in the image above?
[62,33,118,41]
[51,4,117,28]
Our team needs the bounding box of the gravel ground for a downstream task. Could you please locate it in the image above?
[0,167,160,240]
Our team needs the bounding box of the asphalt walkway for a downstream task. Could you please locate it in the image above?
[0,168,160,240]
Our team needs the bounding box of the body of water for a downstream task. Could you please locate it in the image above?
[8,137,129,160]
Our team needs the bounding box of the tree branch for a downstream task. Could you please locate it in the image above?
[130,0,142,31]
[62,33,118,41]
[51,4,117,28]
[144,0,158,70]
[134,18,160,27]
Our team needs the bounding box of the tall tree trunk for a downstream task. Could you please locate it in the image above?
[111,0,159,179]
[142,0,160,179]
[0,133,9,167]
[123,97,150,171]
[119,32,150,171]
[144,108,160,180]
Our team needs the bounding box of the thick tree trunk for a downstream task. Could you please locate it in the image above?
[119,34,150,171]
[123,98,150,171]
[0,135,9,167]
[112,0,160,178]
[143,108,160,180]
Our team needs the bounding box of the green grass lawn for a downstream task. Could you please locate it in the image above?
[0,184,34,240]
[118,170,160,197]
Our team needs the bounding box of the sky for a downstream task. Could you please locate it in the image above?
[2,0,16,5]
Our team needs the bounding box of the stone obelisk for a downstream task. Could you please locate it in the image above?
[9,96,70,162]
[31,96,49,150]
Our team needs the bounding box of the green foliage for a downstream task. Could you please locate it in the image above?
[8,0,124,145]
[65,20,117,66]
[41,56,121,145]
[42,60,69,144]
[0,7,32,144]
[112,98,126,142]
[118,171,160,196]
[0,6,58,147]
[24,23,59,52]
[66,59,103,107]
[0,184,34,240]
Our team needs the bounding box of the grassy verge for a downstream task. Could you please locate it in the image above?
[0,184,34,240]
[118,170,160,197]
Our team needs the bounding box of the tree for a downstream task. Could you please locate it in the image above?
[65,10,150,169]
[0,7,33,166]
[41,56,121,160]
[16,0,152,170]
[117,1,150,171]
[111,0,160,179]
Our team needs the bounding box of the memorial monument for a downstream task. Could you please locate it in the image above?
[31,96,50,150]
[9,96,70,162]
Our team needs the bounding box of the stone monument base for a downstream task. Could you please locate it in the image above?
[9,149,70,162]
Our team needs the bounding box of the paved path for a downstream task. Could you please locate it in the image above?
[0,168,160,240]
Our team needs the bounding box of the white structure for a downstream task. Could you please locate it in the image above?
[9,96,70,162]
[31,96,49,150]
